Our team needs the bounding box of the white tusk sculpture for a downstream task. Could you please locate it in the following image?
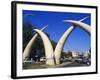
[34,29,55,65]
[64,20,91,34]
[54,26,75,64]
[55,17,90,64]
[23,25,48,61]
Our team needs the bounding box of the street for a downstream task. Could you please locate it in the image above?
[63,61,89,67]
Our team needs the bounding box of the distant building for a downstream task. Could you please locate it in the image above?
[71,51,80,58]
[62,51,80,59]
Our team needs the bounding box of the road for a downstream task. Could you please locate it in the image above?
[63,62,88,67]
[23,61,89,69]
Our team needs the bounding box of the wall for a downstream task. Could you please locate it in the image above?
[0,0,99,80]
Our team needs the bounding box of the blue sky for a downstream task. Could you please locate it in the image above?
[23,10,91,53]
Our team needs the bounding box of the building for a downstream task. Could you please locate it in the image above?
[71,51,80,58]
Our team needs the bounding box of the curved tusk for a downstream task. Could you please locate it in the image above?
[23,34,38,61]
[64,20,91,34]
[34,29,55,65]
[23,26,47,61]
[54,26,75,64]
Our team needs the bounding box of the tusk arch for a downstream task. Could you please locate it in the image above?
[55,17,91,64]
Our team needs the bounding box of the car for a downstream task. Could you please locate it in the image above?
[82,59,91,65]
[75,58,91,66]
[74,58,83,63]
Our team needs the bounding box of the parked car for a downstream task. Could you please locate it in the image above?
[81,58,91,65]
[75,57,91,66]
[74,58,83,63]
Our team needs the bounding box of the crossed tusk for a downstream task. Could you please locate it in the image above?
[54,17,91,64]
[65,20,91,34]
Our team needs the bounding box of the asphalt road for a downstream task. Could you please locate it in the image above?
[23,61,89,69]
[63,62,88,67]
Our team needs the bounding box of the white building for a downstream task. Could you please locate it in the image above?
[71,51,80,58]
